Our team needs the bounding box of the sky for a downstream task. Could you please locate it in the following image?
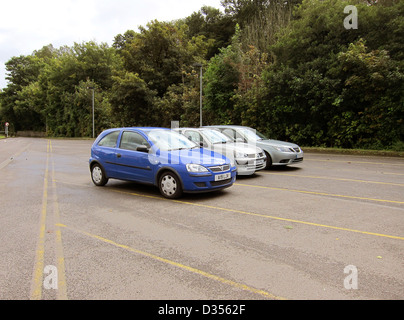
[0,0,224,89]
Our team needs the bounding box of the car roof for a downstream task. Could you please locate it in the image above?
[175,127,215,131]
[102,127,169,133]
[203,125,247,129]
[123,127,169,131]
[98,127,170,138]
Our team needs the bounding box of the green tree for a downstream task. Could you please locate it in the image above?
[37,41,120,136]
[0,54,47,131]
[119,20,206,97]
[231,45,268,129]
[260,0,403,148]
[239,0,299,54]
[332,39,404,148]
[184,6,235,59]
[114,20,211,126]
[204,25,243,125]
[109,71,157,127]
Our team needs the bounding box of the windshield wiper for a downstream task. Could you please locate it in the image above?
[169,147,184,151]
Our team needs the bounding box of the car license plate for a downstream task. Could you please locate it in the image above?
[215,172,231,181]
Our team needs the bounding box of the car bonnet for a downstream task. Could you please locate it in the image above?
[149,147,229,166]
[257,139,299,149]
[220,142,262,154]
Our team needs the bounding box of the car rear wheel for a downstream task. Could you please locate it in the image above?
[91,163,108,186]
[159,171,182,199]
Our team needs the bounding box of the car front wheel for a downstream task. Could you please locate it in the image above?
[264,151,272,169]
[159,171,183,199]
[91,163,108,186]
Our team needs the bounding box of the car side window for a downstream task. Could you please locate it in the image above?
[234,130,245,142]
[184,131,202,144]
[222,129,236,140]
[98,131,120,148]
[120,131,149,151]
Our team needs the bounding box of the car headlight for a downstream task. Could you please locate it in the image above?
[274,146,291,152]
[186,163,208,173]
[234,151,248,158]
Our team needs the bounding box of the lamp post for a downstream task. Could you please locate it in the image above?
[193,63,203,127]
[87,86,95,138]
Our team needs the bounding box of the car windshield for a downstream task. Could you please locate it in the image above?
[239,128,268,142]
[148,129,198,151]
[202,129,231,144]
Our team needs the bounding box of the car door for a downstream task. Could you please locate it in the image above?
[115,130,154,183]
[94,130,121,178]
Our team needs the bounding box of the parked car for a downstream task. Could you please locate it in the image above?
[89,127,236,198]
[205,125,303,168]
[174,127,266,175]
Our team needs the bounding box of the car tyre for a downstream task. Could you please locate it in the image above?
[91,163,108,186]
[159,171,183,199]
[264,151,272,169]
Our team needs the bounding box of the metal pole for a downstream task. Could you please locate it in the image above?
[199,66,202,127]
[87,86,95,138]
[192,63,203,127]
[92,88,95,138]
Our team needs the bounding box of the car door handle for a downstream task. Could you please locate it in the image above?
[116,153,122,158]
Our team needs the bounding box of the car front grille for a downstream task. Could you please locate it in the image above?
[209,164,230,172]
[211,178,232,186]
[247,153,264,158]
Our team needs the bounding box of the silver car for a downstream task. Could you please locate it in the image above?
[174,127,266,175]
[205,125,303,168]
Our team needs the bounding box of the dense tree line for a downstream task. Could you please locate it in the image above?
[0,0,403,150]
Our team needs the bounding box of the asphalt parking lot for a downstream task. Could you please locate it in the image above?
[0,137,403,300]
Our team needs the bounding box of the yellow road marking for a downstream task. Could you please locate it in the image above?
[261,172,404,187]
[31,139,68,300]
[57,224,285,300]
[50,141,68,300]
[305,158,404,166]
[110,189,404,241]
[55,179,404,240]
[31,140,50,300]
[382,172,404,176]
[234,183,404,205]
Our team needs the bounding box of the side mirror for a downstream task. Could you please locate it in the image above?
[136,145,149,153]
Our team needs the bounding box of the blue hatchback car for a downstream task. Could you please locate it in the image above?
[89,127,237,198]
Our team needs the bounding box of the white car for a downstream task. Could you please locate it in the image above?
[174,127,266,175]
[206,125,303,168]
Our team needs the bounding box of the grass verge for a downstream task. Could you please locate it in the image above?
[302,147,404,158]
